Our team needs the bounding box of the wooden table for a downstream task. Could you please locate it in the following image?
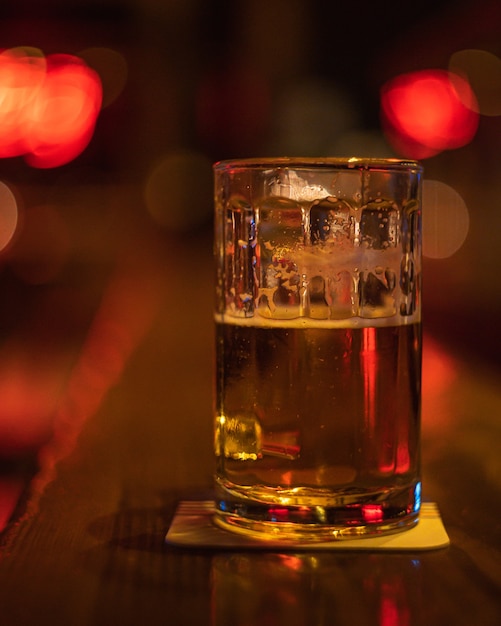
[0,208,500,625]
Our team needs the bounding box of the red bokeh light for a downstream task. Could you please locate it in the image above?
[0,48,102,168]
[381,70,479,159]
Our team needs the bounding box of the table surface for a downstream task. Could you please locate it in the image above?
[0,215,500,626]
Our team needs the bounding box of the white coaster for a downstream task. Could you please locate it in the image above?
[165,500,450,551]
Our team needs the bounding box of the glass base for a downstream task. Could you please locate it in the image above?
[214,481,421,542]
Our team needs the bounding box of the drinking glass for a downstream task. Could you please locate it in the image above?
[214,157,422,541]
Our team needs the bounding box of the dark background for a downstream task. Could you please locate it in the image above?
[0,0,499,404]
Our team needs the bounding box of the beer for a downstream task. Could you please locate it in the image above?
[215,316,421,538]
[213,157,423,540]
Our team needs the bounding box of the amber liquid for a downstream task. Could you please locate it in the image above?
[214,318,421,540]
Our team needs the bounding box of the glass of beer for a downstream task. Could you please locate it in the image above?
[213,158,422,542]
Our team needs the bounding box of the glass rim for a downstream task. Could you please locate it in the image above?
[213,156,423,173]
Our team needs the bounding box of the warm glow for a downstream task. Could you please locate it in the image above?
[381,70,479,159]
[0,478,25,532]
[0,47,102,168]
[0,47,46,158]
[277,554,310,572]
[25,54,102,168]
[0,343,68,457]
[34,241,164,495]
[380,581,410,626]
[422,335,458,433]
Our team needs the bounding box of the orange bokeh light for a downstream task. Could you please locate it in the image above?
[0,181,19,252]
[381,70,479,159]
[0,47,102,168]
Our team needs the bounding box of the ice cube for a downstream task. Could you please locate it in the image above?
[360,199,398,249]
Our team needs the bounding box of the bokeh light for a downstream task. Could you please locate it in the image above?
[381,70,479,159]
[79,47,128,109]
[0,181,19,252]
[422,180,470,259]
[144,150,213,232]
[0,47,47,159]
[25,54,103,168]
[449,49,501,116]
[0,47,102,168]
